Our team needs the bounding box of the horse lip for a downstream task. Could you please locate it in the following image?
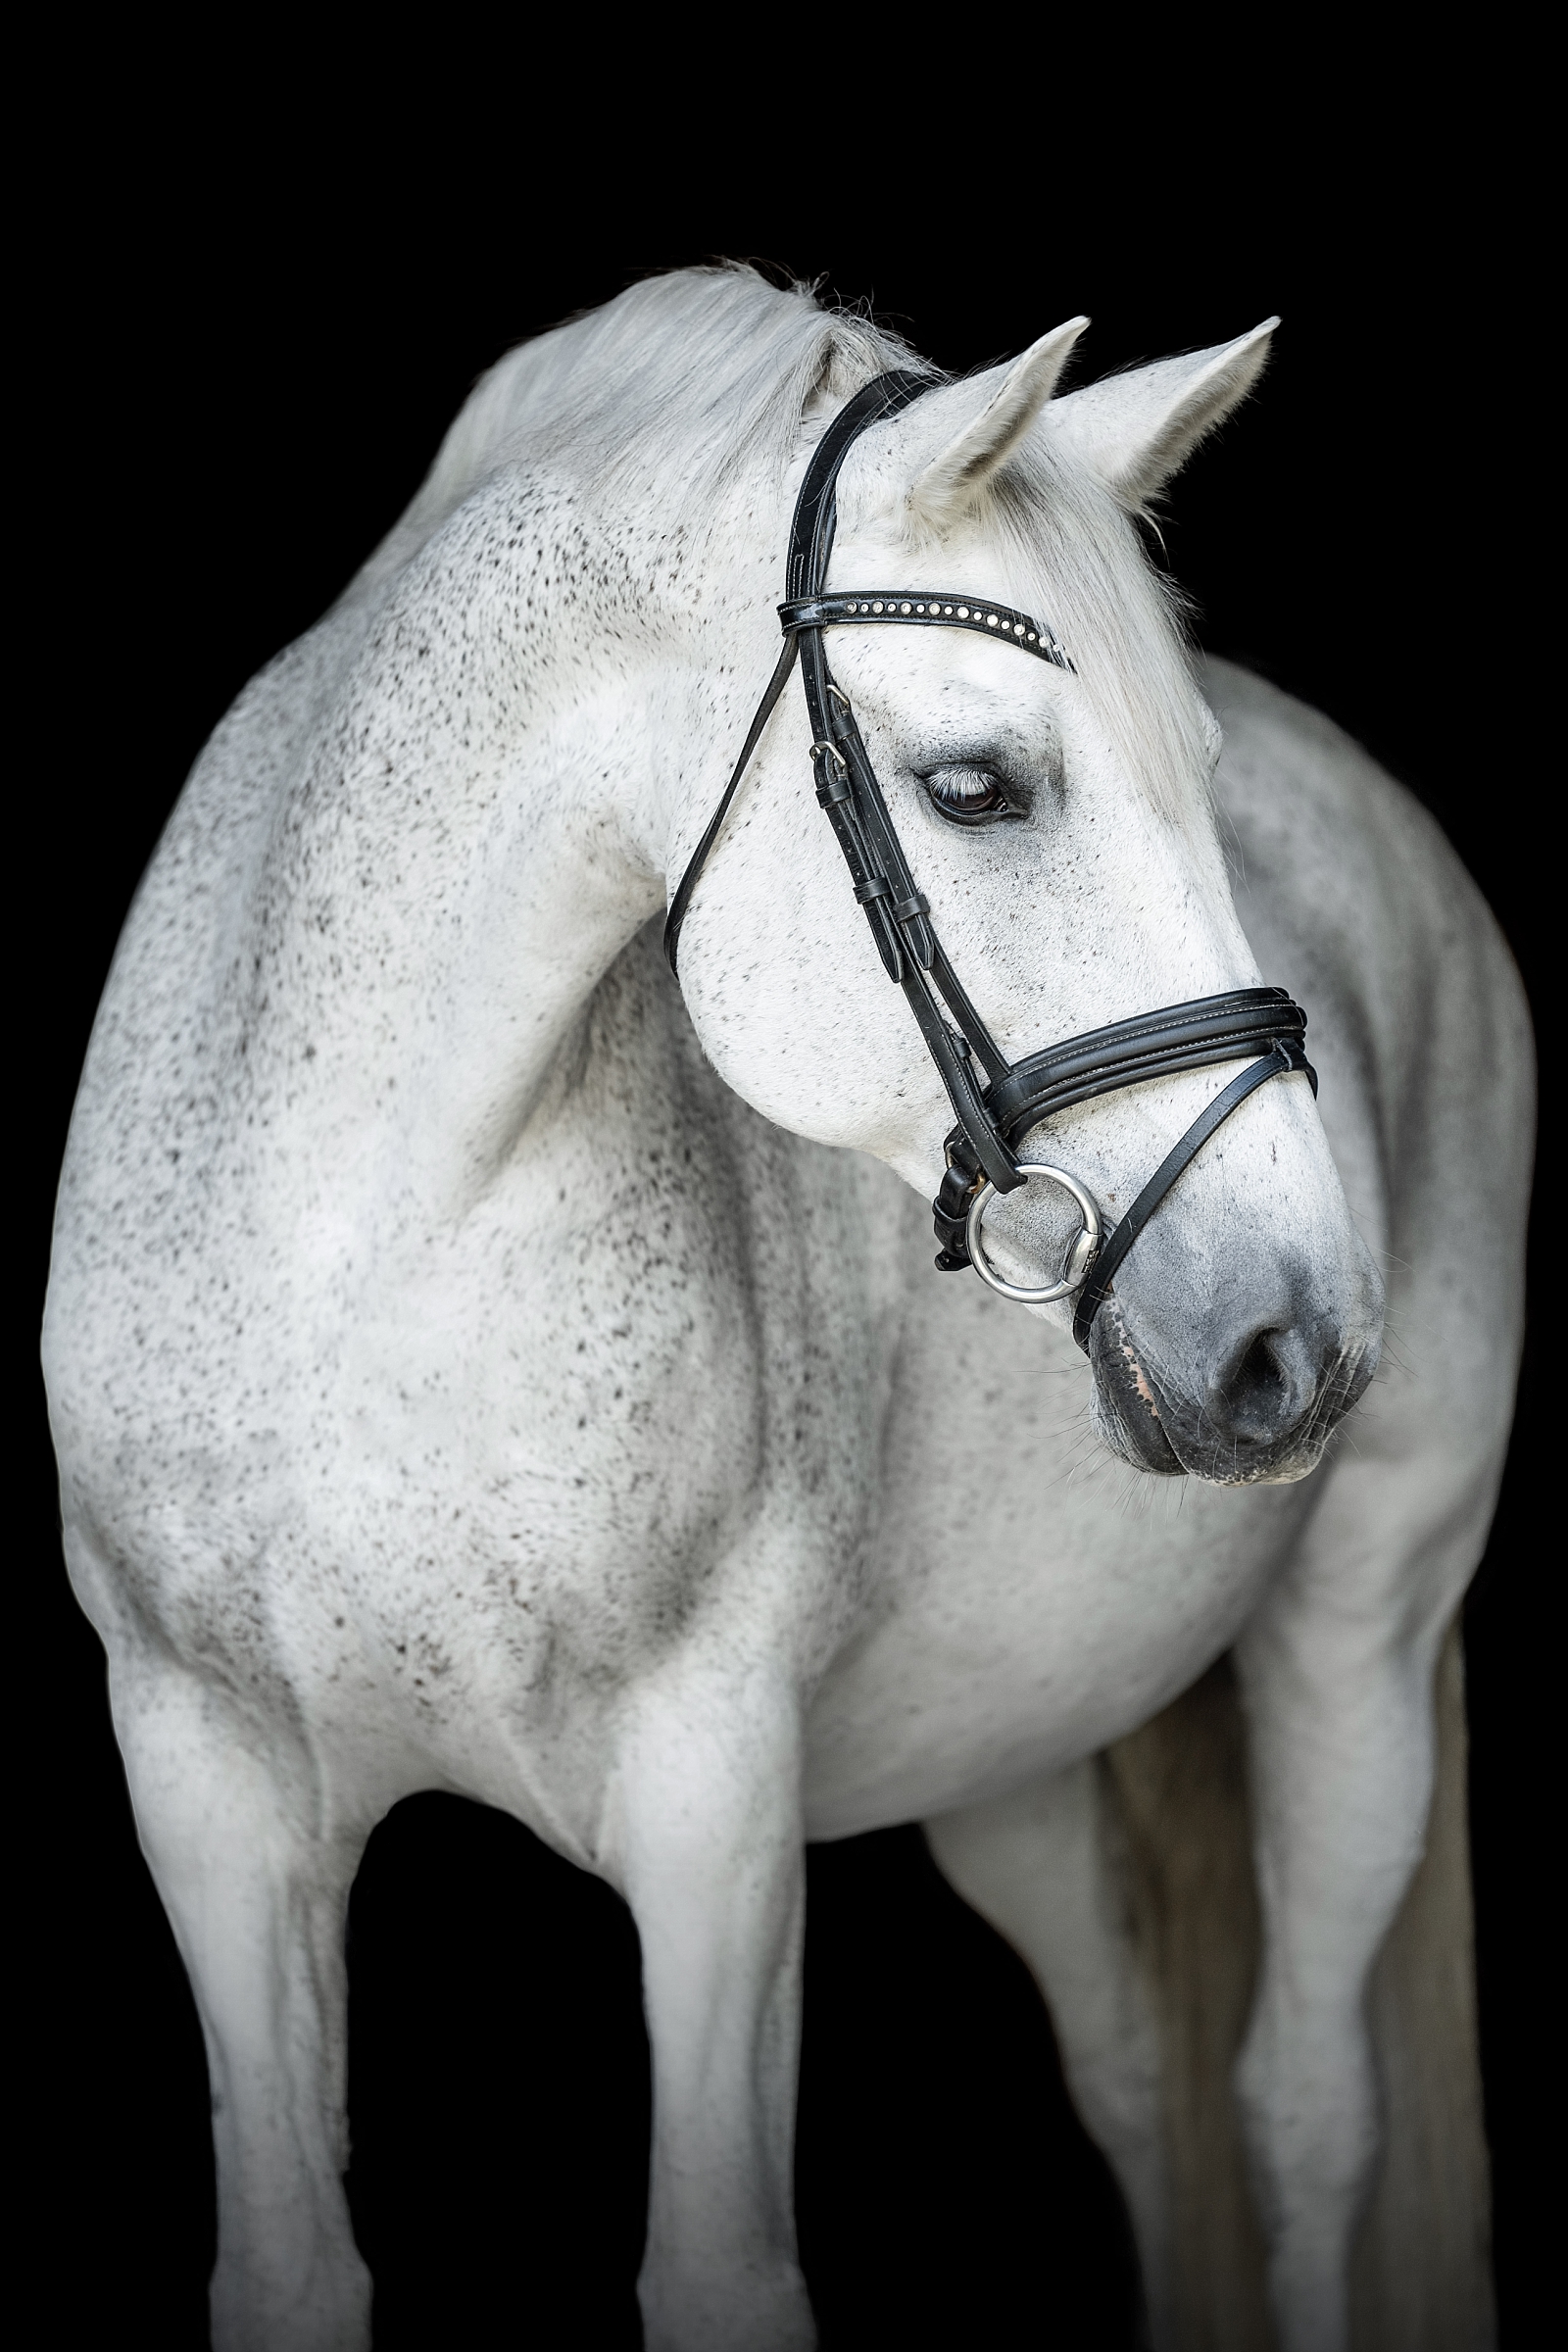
[1088,1299,1186,1476]
[1098,1306,1376,1486]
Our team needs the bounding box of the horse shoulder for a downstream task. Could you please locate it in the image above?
[53,608,372,1264]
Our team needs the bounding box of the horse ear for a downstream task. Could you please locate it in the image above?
[909,318,1090,527]
[1046,320,1279,504]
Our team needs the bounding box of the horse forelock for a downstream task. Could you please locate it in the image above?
[990,447,1215,832]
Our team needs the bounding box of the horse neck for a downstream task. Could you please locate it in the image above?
[252,465,768,1219]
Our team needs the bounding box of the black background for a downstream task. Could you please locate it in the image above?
[24,86,1545,2352]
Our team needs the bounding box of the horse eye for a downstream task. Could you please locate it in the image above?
[923,765,1019,826]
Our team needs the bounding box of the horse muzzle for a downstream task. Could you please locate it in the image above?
[1088,1284,1381,1485]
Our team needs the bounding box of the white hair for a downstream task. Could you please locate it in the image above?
[348,264,927,603]
[348,263,1210,819]
[987,438,1213,825]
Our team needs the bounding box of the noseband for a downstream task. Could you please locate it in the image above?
[664,371,1315,1350]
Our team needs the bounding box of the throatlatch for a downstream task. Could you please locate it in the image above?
[664,372,1315,1349]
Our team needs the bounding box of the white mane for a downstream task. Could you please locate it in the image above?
[346,262,1211,821]
[346,265,923,606]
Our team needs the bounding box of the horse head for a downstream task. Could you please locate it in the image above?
[670,315,1384,1485]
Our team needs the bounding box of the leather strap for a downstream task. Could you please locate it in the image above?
[785,371,934,604]
[933,1004,1316,1342]
[988,988,1308,1138]
[1068,1037,1315,1348]
[663,369,934,982]
[662,632,799,975]
[786,378,1043,1192]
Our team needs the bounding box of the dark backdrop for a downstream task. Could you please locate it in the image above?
[25,124,1544,2351]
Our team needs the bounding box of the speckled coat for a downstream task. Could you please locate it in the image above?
[43,273,1529,2352]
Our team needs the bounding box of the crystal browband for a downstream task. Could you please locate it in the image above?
[779,593,1074,671]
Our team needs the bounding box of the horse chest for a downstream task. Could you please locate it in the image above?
[804,1274,1315,1836]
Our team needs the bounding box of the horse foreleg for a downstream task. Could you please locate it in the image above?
[108,1644,370,2352]
[607,1663,814,2352]
[1233,1449,1499,2352]
[925,1758,1176,2345]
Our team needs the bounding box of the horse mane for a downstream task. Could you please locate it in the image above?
[346,263,1212,826]
[345,263,928,607]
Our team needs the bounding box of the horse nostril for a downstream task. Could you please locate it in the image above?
[1238,1330,1288,1401]
[1213,1324,1313,1443]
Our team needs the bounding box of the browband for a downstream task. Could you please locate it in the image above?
[779,593,1072,670]
[663,370,1314,1348]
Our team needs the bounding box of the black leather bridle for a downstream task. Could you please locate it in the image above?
[664,370,1315,1350]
